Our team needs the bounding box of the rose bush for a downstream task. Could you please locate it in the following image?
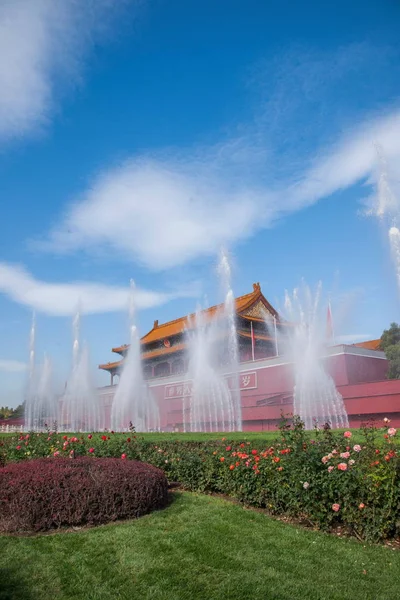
[1,418,399,541]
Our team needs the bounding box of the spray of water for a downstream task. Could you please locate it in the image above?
[372,145,400,293]
[110,281,160,432]
[60,312,100,432]
[218,250,242,430]
[184,251,242,432]
[24,313,58,431]
[282,281,349,430]
[184,306,235,432]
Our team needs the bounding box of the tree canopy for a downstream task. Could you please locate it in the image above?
[0,404,24,420]
[380,323,400,379]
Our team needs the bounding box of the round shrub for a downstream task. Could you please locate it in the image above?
[0,457,168,533]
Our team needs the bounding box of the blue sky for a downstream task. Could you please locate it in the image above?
[1,0,400,407]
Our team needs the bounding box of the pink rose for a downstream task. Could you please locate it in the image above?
[321,456,329,464]
[121,453,127,459]
[343,431,352,438]
[383,417,390,424]
[388,428,397,437]
[328,466,334,473]
[338,462,348,471]
[359,503,365,509]
[340,452,350,459]
[332,449,338,455]
[88,434,92,439]
[332,503,340,512]
[349,459,355,466]
[89,447,95,453]
[353,445,361,452]
[53,451,60,456]
[16,445,21,450]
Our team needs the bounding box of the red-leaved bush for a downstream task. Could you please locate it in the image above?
[0,457,168,533]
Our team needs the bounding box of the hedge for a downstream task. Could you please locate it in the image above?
[0,457,168,533]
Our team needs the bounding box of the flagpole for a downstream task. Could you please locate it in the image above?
[250,321,255,361]
[273,315,279,356]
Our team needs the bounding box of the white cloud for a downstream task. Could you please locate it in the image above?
[39,107,400,270]
[0,0,131,141]
[40,160,264,269]
[0,262,196,316]
[0,359,27,373]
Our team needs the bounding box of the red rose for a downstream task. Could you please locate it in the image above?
[89,447,95,453]
[101,435,107,441]
[127,438,131,443]
[88,434,92,440]
[251,449,258,455]
[226,446,231,451]
[121,453,127,459]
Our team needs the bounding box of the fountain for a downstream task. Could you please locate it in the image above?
[110,281,160,432]
[184,306,235,432]
[24,315,58,431]
[282,281,349,430]
[373,146,400,293]
[219,250,242,430]
[60,311,101,432]
[183,251,242,432]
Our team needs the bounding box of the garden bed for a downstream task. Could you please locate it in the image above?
[1,418,399,542]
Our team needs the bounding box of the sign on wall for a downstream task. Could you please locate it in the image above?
[164,371,257,399]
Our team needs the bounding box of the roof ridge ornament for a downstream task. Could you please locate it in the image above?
[253,282,261,292]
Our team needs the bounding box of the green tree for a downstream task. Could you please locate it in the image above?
[380,323,400,379]
[385,345,400,379]
[380,322,400,351]
[0,406,13,420]
[12,404,24,418]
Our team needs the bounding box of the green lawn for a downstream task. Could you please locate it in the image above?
[1,492,398,600]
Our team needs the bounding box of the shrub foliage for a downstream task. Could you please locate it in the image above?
[1,418,400,541]
[0,457,168,533]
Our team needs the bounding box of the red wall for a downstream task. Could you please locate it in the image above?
[99,349,399,431]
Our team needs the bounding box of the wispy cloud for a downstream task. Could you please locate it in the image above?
[19,41,399,270]
[39,107,400,270]
[0,263,197,316]
[0,0,132,142]
[0,359,27,373]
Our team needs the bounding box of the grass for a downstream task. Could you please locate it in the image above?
[0,428,388,447]
[1,492,399,600]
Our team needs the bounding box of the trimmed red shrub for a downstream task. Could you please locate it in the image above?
[0,457,168,533]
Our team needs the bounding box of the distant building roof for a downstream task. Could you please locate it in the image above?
[100,283,280,371]
[353,339,381,351]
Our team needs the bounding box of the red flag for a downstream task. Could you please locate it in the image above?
[250,321,255,361]
[326,302,334,341]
